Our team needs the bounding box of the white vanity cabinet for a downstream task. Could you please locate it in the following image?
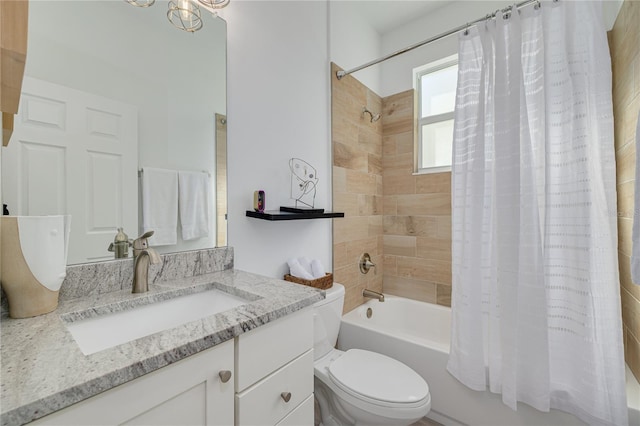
[32,339,235,426]
[235,308,314,426]
[30,308,314,426]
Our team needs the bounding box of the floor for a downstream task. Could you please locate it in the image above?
[411,418,443,426]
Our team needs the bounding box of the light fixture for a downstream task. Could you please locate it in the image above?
[196,0,230,9]
[124,0,230,33]
[126,0,155,6]
[167,0,202,32]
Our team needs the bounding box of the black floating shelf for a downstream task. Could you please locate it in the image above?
[246,210,345,221]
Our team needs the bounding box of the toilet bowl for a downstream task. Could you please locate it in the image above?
[313,283,431,426]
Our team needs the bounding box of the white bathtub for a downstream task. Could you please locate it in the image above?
[338,295,640,426]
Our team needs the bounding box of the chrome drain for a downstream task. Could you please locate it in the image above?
[366,307,373,318]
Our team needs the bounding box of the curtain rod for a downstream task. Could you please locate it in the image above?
[336,0,547,80]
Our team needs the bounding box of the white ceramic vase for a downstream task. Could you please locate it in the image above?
[1,215,71,318]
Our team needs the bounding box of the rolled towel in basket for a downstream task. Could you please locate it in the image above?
[287,258,314,280]
[311,259,325,279]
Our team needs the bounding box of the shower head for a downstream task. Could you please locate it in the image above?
[362,107,381,123]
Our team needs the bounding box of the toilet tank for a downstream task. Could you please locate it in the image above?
[313,283,345,360]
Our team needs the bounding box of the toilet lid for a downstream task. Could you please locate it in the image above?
[328,349,429,404]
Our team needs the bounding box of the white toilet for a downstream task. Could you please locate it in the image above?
[313,283,431,426]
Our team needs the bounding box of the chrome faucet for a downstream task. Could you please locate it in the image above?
[363,288,385,302]
[132,231,161,293]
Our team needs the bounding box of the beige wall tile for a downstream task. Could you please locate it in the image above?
[397,193,451,216]
[334,217,370,244]
[383,152,413,170]
[436,216,452,239]
[383,196,397,215]
[332,64,384,313]
[368,153,383,175]
[619,217,633,257]
[332,116,360,147]
[416,172,451,194]
[383,235,416,257]
[615,137,636,186]
[333,166,347,194]
[383,135,398,156]
[334,141,367,172]
[617,180,635,218]
[359,126,383,156]
[382,90,414,135]
[383,173,416,195]
[436,284,452,307]
[384,275,437,304]
[333,192,359,217]
[343,281,366,314]
[346,237,379,260]
[383,255,398,275]
[611,1,640,379]
[334,242,349,269]
[369,215,384,237]
[383,215,439,237]
[346,169,378,195]
[417,236,452,262]
[396,256,451,285]
[621,286,640,345]
[619,252,640,301]
[394,131,415,155]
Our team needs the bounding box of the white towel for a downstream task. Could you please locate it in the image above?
[288,257,314,280]
[311,259,325,279]
[298,256,313,276]
[178,171,210,240]
[141,167,178,246]
[631,112,640,284]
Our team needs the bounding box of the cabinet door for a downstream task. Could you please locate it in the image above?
[32,340,234,426]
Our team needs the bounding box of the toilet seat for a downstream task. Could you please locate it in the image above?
[328,349,429,408]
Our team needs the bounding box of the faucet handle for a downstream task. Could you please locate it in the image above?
[133,231,155,250]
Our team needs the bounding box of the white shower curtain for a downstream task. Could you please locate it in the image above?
[447,1,628,425]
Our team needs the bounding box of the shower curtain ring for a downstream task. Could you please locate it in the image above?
[464,23,470,36]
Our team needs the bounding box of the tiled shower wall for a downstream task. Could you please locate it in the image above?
[332,65,452,313]
[610,0,640,381]
[331,63,384,314]
[381,90,452,306]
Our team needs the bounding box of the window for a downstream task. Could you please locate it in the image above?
[415,56,458,173]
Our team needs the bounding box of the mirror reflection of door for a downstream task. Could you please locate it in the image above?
[215,114,227,247]
[2,77,138,264]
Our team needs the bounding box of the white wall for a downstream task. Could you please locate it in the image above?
[329,1,382,95]
[225,0,333,278]
[379,0,512,97]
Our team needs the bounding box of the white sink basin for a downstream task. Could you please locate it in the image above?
[65,289,248,355]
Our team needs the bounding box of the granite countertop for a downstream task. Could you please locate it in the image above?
[0,269,324,426]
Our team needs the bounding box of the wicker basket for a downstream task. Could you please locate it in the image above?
[284,273,333,290]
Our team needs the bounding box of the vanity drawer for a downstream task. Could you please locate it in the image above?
[235,307,313,390]
[235,349,313,426]
[275,394,314,426]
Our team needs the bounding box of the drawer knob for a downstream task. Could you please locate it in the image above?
[219,370,232,383]
[281,392,292,403]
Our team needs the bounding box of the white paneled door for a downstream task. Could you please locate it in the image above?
[2,77,138,264]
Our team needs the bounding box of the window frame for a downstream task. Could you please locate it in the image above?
[414,54,459,174]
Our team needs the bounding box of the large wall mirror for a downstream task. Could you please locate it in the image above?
[1,0,227,265]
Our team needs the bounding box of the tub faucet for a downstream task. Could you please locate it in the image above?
[132,231,161,293]
[363,288,385,302]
